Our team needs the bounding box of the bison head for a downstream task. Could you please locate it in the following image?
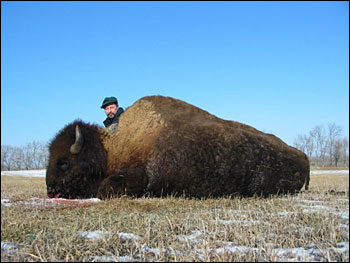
[46,120,107,199]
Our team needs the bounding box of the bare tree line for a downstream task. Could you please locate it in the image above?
[1,141,49,171]
[1,123,349,171]
[293,123,349,167]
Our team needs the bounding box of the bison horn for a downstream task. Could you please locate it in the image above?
[70,125,84,154]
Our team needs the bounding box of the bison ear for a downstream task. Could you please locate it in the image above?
[70,125,84,154]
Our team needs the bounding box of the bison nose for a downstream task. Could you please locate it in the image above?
[47,187,55,198]
[47,186,63,198]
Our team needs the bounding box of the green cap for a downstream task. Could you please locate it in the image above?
[101,97,118,109]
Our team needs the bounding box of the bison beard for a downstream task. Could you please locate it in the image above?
[46,96,310,199]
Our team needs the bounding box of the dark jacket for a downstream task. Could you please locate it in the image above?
[103,107,124,127]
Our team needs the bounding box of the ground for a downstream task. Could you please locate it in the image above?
[1,169,349,262]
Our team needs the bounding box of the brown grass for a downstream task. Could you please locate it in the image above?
[1,172,349,262]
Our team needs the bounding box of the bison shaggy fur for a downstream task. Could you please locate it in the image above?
[46,95,310,199]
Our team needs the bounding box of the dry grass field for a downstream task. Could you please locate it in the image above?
[1,170,349,262]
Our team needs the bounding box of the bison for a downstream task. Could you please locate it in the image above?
[46,95,310,199]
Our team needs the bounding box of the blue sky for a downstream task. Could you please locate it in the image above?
[1,1,349,147]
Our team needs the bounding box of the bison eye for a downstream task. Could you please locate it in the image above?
[57,159,70,171]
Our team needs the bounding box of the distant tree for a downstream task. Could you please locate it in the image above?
[339,137,349,166]
[327,123,342,166]
[22,141,49,169]
[334,140,343,167]
[12,147,24,170]
[36,142,49,168]
[293,123,348,167]
[294,133,315,164]
[310,125,327,165]
[293,134,307,154]
[23,143,33,170]
[333,137,350,167]
[1,141,49,171]
[304,132,315,162]
[1,145,14,171]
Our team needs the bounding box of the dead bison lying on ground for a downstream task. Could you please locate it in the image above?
[46,95,310,199]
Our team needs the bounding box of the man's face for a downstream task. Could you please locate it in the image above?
[104,104,118,118]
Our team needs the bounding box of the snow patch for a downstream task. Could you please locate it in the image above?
[1,242,20,255]
[178,230,203,244]
[278,211,297,216]
[310,170,349,175]
[118,233,141,242]
[89,255,134,262]
[1,197,101,208]
[1,169,46,177]
[331,211,349,220]
[214,245,259,255]
[141,246,165,255]
[78,231,141,242]
[78,231,110,240]
[117,255,134,262]
[301,204,331,210]
[1,199,11,207]
[272,247,324,261]
[88,255,116,262]
[215,219,268,226]
[335,242,349,254]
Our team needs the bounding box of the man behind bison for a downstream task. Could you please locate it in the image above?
[101,96,124,133]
